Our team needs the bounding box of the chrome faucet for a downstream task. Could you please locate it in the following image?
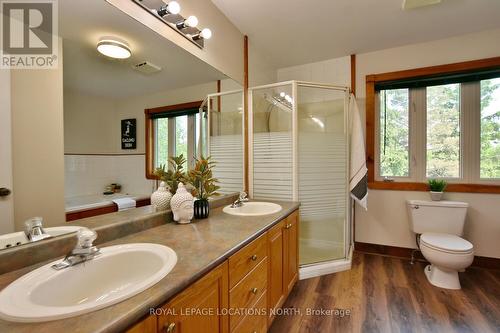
[24,217,51,242]
[52,228,100,270]
[230,191,249,208]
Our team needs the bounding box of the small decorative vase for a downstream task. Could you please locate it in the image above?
[170,183,194,224]
[430,191,443,201]
[151,181,172,211]
[194,199,210,219]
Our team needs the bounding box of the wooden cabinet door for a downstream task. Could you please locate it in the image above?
[157,262,229,333]
[267,219,285,324]
[283,211,299,295]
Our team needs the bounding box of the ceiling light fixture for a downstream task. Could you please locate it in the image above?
[156,1,181,17]
[97,37,131,59]
[133,0,213,48]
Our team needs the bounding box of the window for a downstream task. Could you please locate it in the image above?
[426,84,460,178]
[379,89,409,178]
[145,101,203,178]
[367,57,500,192]
[480,78,500,179]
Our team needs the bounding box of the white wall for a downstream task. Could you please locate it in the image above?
[0,69,14,234]
[354,28,500,258]
[10,39,66,230]
[277,56,351,86]
[65,155,152,197]
[64,90,118,154]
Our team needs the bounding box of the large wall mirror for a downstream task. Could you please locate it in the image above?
[0,0,243,250]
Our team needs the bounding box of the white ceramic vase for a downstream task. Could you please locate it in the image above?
[170,183,194,224]
[430,191,444,201]
[151,181,172,211]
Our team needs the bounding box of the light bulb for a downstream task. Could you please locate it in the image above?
[167,1,181,15]
[157,1,181,17]
[280,92,286,98]
[200,28,212,39]
[185,15,198,28]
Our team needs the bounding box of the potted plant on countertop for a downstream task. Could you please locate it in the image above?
[151,154,188,211]
[428,179,447,201]
[187,156,220,219]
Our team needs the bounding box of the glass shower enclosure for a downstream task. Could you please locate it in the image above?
[249,81,351,268]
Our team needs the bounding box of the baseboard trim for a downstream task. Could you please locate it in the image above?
[354,241,499,270]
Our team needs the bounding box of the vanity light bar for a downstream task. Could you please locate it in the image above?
[133,0,212,48]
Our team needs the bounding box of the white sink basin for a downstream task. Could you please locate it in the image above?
[0,243,177,322]
[223,202,282,216]
[0,226,82,250]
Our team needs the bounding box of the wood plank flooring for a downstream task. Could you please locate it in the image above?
[269,252,500,333]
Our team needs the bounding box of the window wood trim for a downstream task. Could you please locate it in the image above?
[366,56,500,194]
[145,100,203,179]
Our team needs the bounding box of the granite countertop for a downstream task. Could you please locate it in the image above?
[65,193,151,213]
[0,200,299,333]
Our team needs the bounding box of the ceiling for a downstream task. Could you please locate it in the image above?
[212,0,500,68]
[60,0,226,98]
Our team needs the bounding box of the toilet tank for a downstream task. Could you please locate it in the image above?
[406,200,469,235]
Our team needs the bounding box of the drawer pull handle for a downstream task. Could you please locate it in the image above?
[251,287,258,294]
[164,322,176,333]
[251,254,258,261]
[285,223,292,229]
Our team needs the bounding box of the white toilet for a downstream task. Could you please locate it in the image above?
[406,200,474,290]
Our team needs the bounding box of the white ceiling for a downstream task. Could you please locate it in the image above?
[212,0,500,68]
[60,0,226,98]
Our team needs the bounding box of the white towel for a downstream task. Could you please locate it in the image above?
[112,197,136,211]
[349,94,368,210]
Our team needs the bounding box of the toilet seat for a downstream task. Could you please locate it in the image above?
[420,233,473,254]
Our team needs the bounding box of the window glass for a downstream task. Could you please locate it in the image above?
[155,118,168,168]
[379,89,410,177]
[175,115,188,169]
[480,78,500,179]
[426,84,460,178]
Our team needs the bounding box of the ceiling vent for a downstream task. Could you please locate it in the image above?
[403,0,442,10]
[132,61,162,74]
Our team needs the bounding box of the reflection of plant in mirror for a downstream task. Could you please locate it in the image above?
[153,154,188,194]
[188,156,220,200]
[428,179,447,192]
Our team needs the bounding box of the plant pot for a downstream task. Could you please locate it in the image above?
[194,199,210,219]
[430,191,444,201]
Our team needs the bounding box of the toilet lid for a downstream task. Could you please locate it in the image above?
[420,233,473,253]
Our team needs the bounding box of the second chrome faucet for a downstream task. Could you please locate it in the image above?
[52,228,100,270]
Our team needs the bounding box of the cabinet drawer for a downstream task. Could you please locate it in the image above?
[229,258,267,330]
[232,291,267,333]
[229,233,267,288]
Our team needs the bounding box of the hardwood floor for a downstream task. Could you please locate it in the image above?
[269,252,500,333]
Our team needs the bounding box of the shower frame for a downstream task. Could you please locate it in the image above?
[248,80,353,278]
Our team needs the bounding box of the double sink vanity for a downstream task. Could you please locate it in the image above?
[0,195,299,333]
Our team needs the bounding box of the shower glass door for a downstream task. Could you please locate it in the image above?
[206,90,245,194]
[297,85,348,265]
[249,83,294,201]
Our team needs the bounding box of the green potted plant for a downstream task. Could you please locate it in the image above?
[428,179,447,201]
[187,156,220,219]
[153,154,188,195]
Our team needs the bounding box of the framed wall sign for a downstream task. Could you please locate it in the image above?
[121,118,137,149]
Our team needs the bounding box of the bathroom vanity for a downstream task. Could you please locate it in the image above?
[130,210,299,333]
[0,198,299,333]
